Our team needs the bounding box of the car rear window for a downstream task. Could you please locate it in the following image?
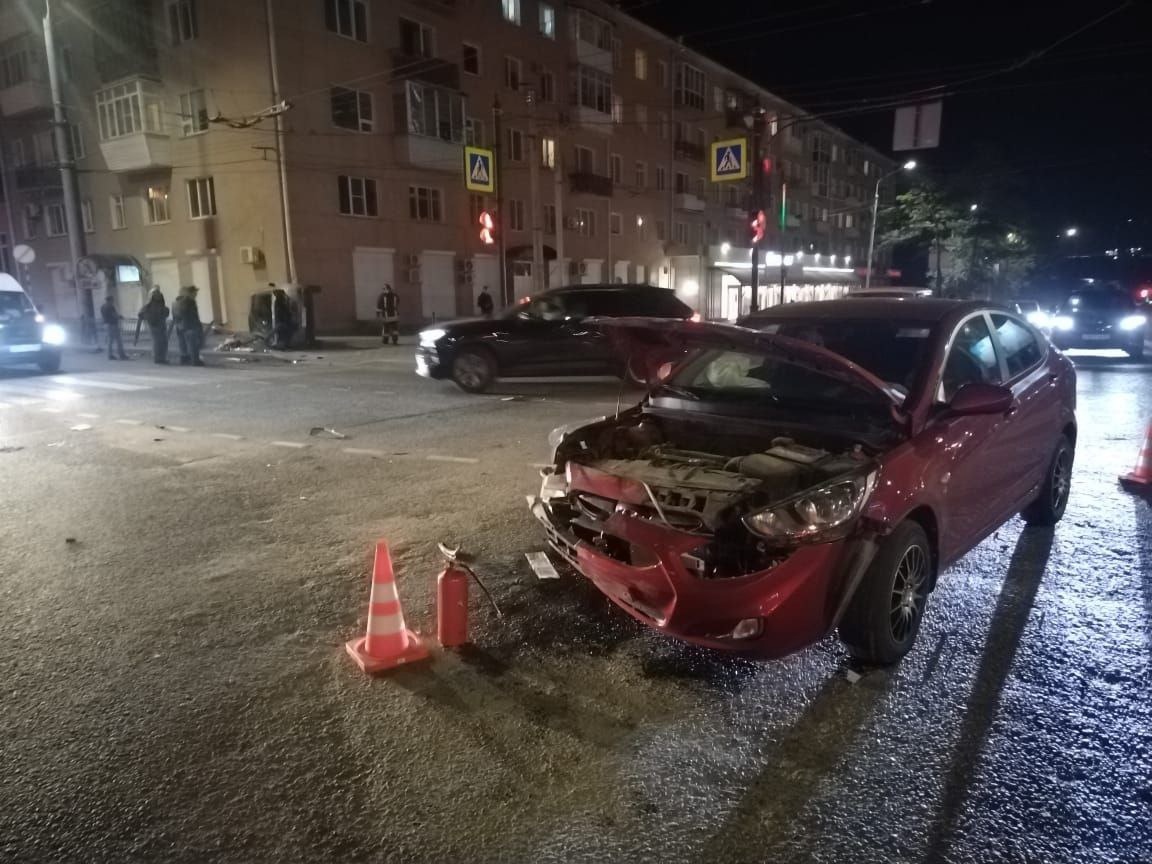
[570,288,691,318]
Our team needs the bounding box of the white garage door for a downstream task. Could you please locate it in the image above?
[420,251,456,321]
[352,247,395,322]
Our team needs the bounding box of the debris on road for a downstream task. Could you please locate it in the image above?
[308,427,348,440]
[65,537,77,544]
[526,551,560,580]
[69,424,93,432]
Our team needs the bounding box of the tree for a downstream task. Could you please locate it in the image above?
[879,187,962,292]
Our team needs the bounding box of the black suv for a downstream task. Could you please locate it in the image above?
[416,284,695,392]
[1051,289,1147,359]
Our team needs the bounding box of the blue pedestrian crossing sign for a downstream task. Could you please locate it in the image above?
[711,138,748,182]
[464,146,496,193]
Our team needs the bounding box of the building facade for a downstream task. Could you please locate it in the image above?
[0,0,895,331]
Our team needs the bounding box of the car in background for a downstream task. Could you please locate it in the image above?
[416,284,696,392]
[1013,299,1050,329]
[0,275,65,373]
[532,299,1076,664]
[1050,288,1146,359]
[844,287,934,300]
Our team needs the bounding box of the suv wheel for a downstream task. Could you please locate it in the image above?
[1126,340,1145,361]
[451,348,495,393]
[1020,435,1073,526]
[38,350,61,374]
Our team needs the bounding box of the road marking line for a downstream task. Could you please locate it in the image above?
[211,433,244,440]
[77,412,100,419]
[40,406,64,413]
[115,419,143,426]
[10,398,41,406]
[426,455,479,464]
[51,375,148,392]
[270,440,308,449]
[343,447,386,457]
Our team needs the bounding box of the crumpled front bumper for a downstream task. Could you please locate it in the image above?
[529,480,875,658]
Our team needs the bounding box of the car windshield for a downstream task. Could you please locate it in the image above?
[1063,292,1129,313]
[743,318,936,400]
[0,291,35,321]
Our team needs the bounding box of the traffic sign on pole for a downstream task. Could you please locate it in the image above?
[464,146,496,193]
[711,138,748,182]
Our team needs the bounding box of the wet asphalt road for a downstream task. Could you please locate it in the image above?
[0,343,1149,864]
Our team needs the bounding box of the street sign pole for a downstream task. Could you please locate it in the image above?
[492,97,509,307]
[749,113,764,314]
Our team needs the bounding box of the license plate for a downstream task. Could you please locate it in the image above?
[6,344,39,353]
[1081,334,1110,342]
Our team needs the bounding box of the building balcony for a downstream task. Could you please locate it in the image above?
[98,132,172,173]
[569,103,612,134]
[572,38,612,74]
[674,193,705,212]
[569,171,613,197]
[14,165,61,190]
[390,52,461,89]
[0,79,51,117]
[395,133,462,171]
[673,139,705,163]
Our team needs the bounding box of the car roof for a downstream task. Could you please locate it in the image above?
[551,283,671,293]
[746,298,986,323]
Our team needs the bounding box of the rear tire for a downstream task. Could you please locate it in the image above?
[840,521,933,665]
[1020,435,1073,526]
[451,348,495,393]
[37,350,61,374]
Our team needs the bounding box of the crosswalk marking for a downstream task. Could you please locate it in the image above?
[49,375,151,392]
[0,369,216,408]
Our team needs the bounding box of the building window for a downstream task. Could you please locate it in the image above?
[611,94,623,124]
[655,219,666,242]
[676,63,705,110]
[635,104,647,132]
[504,56,522,90]
[110,194,126,230]
[658,112,669,140]
[539,70,555,103]
[611,37,621,69]
[167,0,197,44]
[95,80,163,140]
[81,199,94,233]
[506,128,524,162]
[468,194,488,225]
[68,124,85,159]
[0,233,11,274]
[0,36,31,89]
[399,17,433,57]
[462,43,480,75]
[610,153,622,184]
[655,166,666,191]
[574,145,594,173]
[634,161,646,188]
[540,137,555,169]
[325,0,368,41]
[575,208,595,236]
[179,89,209,136]
[9,139,24,168]
[610,212,622,235]
[32,130,52,165]
[46,203,66,237]
[187,177,216,219]
[508,199,525,231]
[657,60,668,88]
[331,86,373,132]
[674,221,689,245]
[405,81,464,142]
[22,210,37,240]
[543,204,556,234]
[145,185,170,224]
[571,9,612,49]
[502,0,521,25]
[465,117,484,146]
[338,175,378,217]
[573,65,611,114]
[539,3,555,38]
[634,48,647,80]
[674,171,688,194]
[408,186,442,221]
[695,177,705,200]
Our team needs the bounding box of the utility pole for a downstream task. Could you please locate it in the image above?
[265,0,295,283]
[492,96,508,305]
[43,0,91,331]
[747,108,766,313]
[526,88,544,295]
[553,144,564,287]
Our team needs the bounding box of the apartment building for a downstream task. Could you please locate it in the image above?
[0,0,894,331]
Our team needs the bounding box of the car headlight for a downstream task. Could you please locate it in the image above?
[547,416,605,454]
[418,328,446,347]
[743,472,877,545]
[1053,315,1075,331]
[1119,314,1147,331]
[1026,311,1050,328]
[41,323,67,346]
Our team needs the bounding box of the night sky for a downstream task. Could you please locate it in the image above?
[629,0,1151,256]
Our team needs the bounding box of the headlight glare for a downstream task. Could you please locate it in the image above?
[1119,314,1146,331]
[744,472,877,544]
[418,328,446,347]
[1054,315,1075,331]
[41,323,67,346]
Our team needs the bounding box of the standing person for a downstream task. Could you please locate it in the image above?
[100,293,129,360]
[376,284,399,345]
[477,285,494,318]
[138,288,170,364]
[173,285,205,366]
[270,288,295,349]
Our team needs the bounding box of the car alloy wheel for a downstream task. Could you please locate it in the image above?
[452,349,494,393]
[889,543,927,644]
[1050,448,1072,513]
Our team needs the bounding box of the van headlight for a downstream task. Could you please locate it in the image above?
[1119,314,1147,331]
[744,472,877,544]
[419,328,446,347]
[41,323,67,346]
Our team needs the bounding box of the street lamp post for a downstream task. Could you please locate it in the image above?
[864,160,916,290]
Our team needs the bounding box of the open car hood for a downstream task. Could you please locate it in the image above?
[597,317,910,426]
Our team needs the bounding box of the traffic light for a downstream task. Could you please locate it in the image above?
[478,210,495,245]
[749,209,767,245]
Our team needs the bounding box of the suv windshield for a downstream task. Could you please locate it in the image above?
[745,318,936,398]
[510,287,691,321]
[1062,291,1129,313]
[0,291,35,321]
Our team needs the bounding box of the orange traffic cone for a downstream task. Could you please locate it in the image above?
[1119,422,1152,496]
[345,542,430,673]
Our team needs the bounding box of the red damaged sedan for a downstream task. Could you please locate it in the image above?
[530,299,1077,664]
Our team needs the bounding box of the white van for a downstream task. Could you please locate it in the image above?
[0,273,65,373]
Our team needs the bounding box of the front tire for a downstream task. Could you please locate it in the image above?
[451,348,495,393]
[1125,340,1144,361]
[840,521,933,665]
[37,350,61,374]
[1020,435,1073,526]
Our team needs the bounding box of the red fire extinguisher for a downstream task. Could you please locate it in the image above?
[435,544,502,649]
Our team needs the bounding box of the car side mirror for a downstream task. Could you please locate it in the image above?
[947,382,1015,416]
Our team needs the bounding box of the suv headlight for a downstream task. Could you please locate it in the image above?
[419,328,446,347]
[1119,314,1147,331]
[41,323,66,346]
[743,472,877,545]
[1053,315,1075,331]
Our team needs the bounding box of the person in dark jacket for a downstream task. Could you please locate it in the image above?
[138,288,170,364]
[172,285,204,366]
[270,288,295,349]
[377,284,399,345]
[100,294,129,360]
[477,286,494,318]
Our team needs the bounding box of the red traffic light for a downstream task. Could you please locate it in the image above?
[479,210,495,245]
[749,209,767,245]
